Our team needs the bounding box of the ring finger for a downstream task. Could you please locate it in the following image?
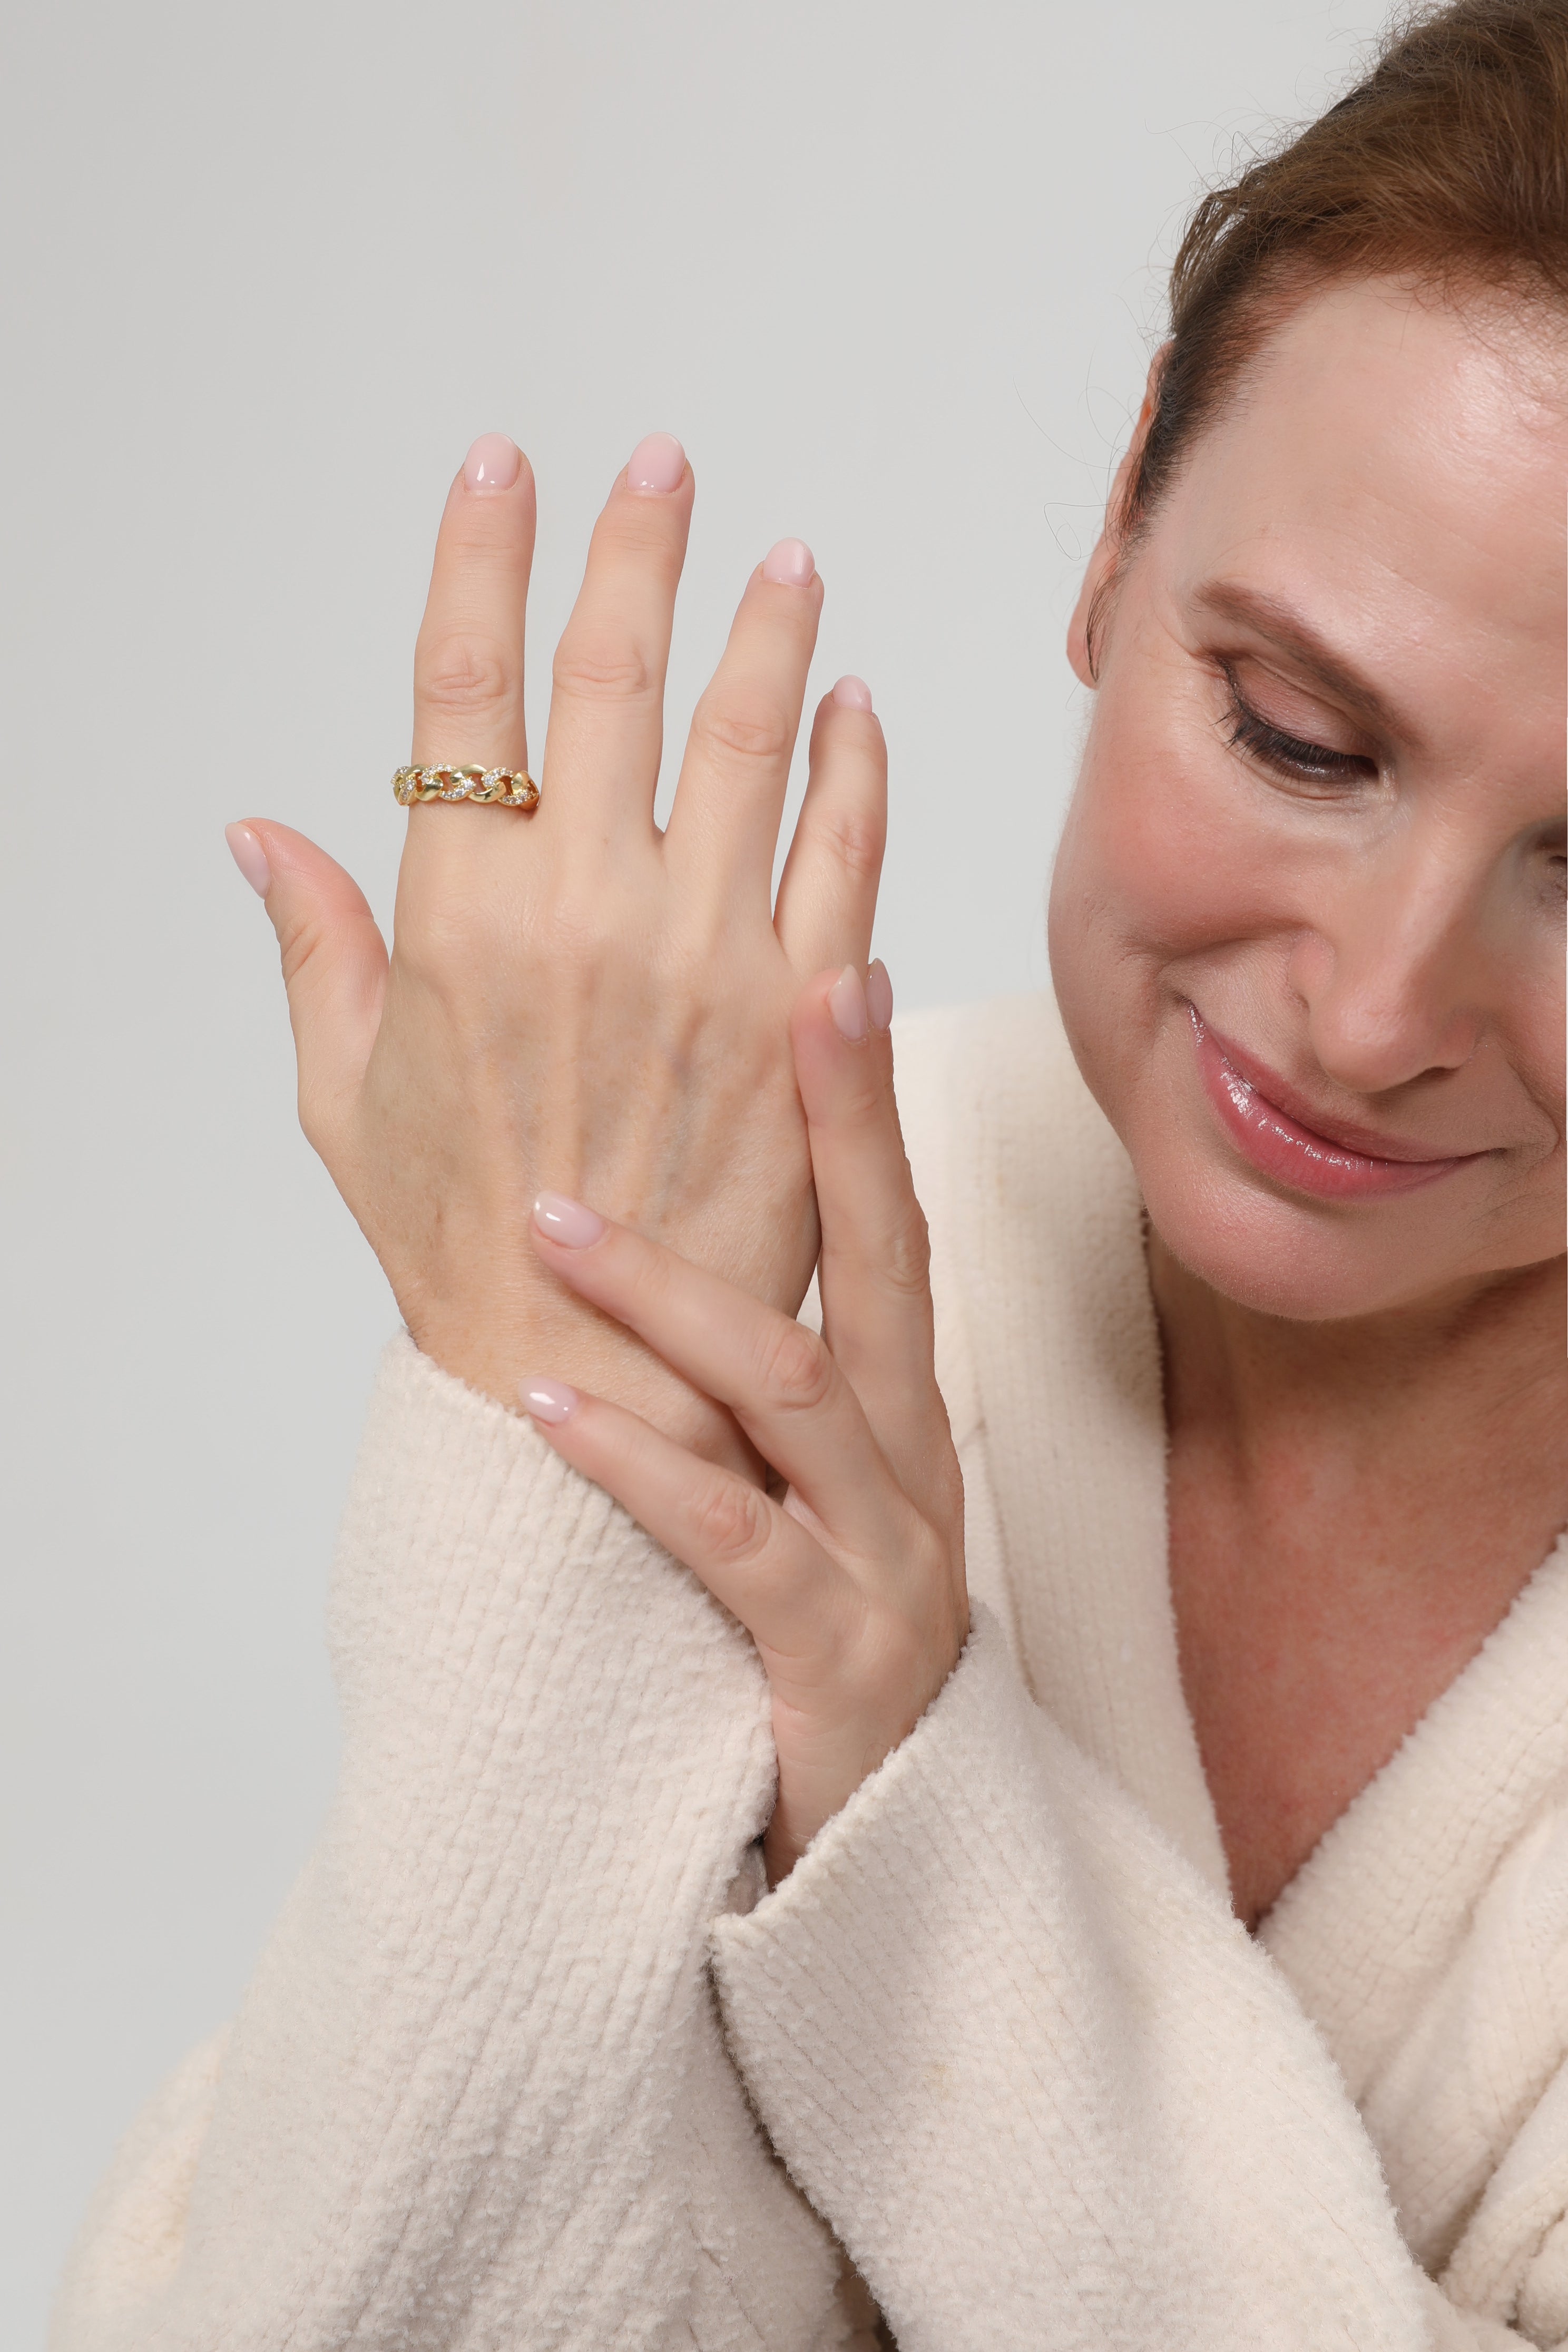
[662,539,824,919]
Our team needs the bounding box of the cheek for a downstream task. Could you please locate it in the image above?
[1520,951,1566,1143]
[1050,678,1288,1026]
[1511,1018,1566,1248]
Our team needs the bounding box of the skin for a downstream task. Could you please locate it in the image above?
[242,273,1566,1911]
[523,970,966,1887]
[237,439,889,1475]
[1053,277,1567,1925]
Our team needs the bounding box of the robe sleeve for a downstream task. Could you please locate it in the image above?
[50,1335,850,2352]
[712,1605,1566,2352]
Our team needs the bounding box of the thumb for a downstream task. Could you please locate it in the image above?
[226,819,387,1147]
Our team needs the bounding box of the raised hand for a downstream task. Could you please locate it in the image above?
[227,433,887,1459]
[517,964,969,1883]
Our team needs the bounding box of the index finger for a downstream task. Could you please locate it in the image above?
[526,1190,906,1560]
[411,432,536,777]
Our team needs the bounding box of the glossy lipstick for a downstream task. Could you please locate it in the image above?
[1188,1007,1475,1202]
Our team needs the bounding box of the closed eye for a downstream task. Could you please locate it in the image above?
[1221,667,1377,789]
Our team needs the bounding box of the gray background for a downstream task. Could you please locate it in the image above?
[2,0,1388,2332]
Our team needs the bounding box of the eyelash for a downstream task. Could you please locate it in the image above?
[1221,673,1374,788]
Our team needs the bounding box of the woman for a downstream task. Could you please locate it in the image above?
[53,2,1566,2345]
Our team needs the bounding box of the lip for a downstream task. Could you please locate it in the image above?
[1188,1007,1479,1202]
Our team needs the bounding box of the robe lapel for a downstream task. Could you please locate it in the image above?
[913,992,1567,2138]
[1260,1532,1568,2099]
[948,993,1230,1900]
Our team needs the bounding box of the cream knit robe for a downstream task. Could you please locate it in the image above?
[52,994,1568,2352]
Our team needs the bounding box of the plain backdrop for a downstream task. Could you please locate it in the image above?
[2,0,1391,2331]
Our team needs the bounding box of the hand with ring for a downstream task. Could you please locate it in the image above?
[226,431,887,1465]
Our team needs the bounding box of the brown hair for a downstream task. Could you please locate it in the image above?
[1112,0,1568,570]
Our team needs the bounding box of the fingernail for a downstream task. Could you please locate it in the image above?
[225,822,271,896]
[828,965,869,1042]
[521,1377,579,1425]
[463,432,521,492]
[866,959,894,1032]
[832,674,873,712]
[533,1190,607,1248]
[762,537,816,587]
[626,431,686,493]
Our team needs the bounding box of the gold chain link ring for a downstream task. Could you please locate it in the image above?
[393,764,540,811]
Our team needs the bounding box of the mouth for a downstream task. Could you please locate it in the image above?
[1187,1006,1482,1202]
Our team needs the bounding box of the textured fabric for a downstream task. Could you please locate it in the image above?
[52,993,1568,2349]
[52,1344,847,2350]
[713,1594,1567,2350]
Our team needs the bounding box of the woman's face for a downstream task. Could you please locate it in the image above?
[1048,276,1566,1322]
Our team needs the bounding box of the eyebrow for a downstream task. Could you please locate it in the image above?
[1190,580,1417,746]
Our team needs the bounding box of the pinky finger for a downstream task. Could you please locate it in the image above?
[520,1379,844,1655]
[772,680,886,976]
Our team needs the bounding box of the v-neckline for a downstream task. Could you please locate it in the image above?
[1258,1530,1568,2088]
[945,992,1568,2027]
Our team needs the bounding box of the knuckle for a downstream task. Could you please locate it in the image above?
[600,499,684,565]
[388,885,493,984]
[693,1476,772,1568]
[551,631,655,704]
[754,1318,835,1414]
[692,694,794,769]
[393,923,475,1004]
[273,906,316,992]
[809,803,886,885]
[878,1197,933,1298]
[415,632,517,726]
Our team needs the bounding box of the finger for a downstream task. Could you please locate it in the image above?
[772,678,887,973]
[517,1378,857,1660]
[526,1191,912,1556]
[661,538,824,915]
[411,433,536,777]
[225,820,387,1154]
[790,964,954,1514]
[540,432,694,841]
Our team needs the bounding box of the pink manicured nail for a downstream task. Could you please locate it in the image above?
[866,959,894,1032]
[832,674,873,712]
[533,1191,607,1248]
[762,537,816,587]
[521,1377,579,1425]
[626,432,686,493]
[463,433,521,492]
[225,822,271,896]
[828,965,869,1043]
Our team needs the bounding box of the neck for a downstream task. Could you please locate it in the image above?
[1146,1238,1568,1519]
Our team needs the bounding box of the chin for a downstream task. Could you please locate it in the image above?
[1134,1153,1468,1323]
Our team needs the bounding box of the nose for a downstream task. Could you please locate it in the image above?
[1288,832,1488,1097]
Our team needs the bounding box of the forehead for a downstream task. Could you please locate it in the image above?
[1159,277,1566,748]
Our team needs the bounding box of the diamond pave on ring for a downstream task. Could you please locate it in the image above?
[393,764,540,810]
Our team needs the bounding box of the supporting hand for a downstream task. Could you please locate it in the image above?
[521,965,968,1883]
